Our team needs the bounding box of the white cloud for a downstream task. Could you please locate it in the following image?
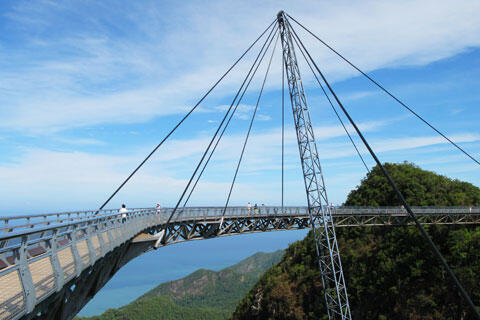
[0,147,299,214]
[54,137,105,146]
[0,118,390,214]
[216,104,256,121]
[1,121,478,214]
[257,114,271,121]
[0,0,479,133]
[371,134,480,154]
[341,90,378,102]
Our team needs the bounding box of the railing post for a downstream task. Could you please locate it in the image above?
[70,225,83,277]
[97,223,107,257]
[127,214,135,238]
[116,215,125,245]
[85,224,96,265]
[50,229,65,292]
[106,223,115,251]
[18,235,36,313]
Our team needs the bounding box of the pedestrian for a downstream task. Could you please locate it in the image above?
[119,204,128,222]
[156,203,162,213]
[254,203,258,215]
[247,202,252,215]
[261,203,265,214]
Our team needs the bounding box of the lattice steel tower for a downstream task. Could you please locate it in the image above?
[277,11,352,319]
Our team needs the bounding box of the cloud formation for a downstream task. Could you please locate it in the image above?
[1,0,480,133]
[2,118,478,213]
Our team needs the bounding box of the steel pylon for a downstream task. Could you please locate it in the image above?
[277,11,352,319]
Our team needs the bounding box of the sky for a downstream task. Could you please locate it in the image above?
[1,0,480,215]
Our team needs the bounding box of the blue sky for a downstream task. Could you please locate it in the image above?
[1,0,480,215]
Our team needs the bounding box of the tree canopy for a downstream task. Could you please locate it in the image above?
[345,162,480,206]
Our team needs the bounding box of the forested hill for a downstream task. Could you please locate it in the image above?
[76,250,283,320]
[345,162,480,206]
[232,162,480,319]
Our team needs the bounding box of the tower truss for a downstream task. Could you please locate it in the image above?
[277,11,352,319]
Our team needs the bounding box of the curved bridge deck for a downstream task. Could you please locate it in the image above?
[0,206,479,320]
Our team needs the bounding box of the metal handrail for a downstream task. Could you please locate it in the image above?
[2,206,480,235]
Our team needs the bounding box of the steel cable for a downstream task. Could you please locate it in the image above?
[287,13,480,167]
[162,25,278,233]
[288,18,480,318]
[221,30,280,220]
[95,19,277,213]
[288,22,370,173]
[281,39,285,211]
[180,27,280,211]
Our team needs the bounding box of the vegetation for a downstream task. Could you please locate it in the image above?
[232,162,480,319]
[76,250,284,320]
[77,295,226,320]
[345,161,480,206]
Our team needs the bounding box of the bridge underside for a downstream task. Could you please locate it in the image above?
[8,211,480,320]
[155,212,480,247]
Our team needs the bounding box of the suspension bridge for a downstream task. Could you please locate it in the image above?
[1,11,479,320]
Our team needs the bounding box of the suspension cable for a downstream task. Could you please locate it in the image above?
[288,19,480,318]
[95,20,277,213]
[162,25,278,232]
[221,30,280,219]
[180,27,280,210]
[289,23,370,173]
[287,13,480,167]
[281,39,285,211]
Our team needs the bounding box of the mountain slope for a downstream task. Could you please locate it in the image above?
[141,250,284,311]
[77,250,284,320]
[232,162,480,319]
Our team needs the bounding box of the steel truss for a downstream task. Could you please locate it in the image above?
[157,214,311,245]
[153,211,480,246]
[277,11,351,319]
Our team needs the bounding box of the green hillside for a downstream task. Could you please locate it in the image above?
[345,161,480,206]
[77,250,284,320]
[232,162,480,319]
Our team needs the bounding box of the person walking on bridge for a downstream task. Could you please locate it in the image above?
[254,203,258,215]
[247,202,252,215]
[119,204,128,222]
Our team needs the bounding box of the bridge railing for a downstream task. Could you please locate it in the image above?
[0,208,155,235]
[2,206,479,235]
[169,206,480,218]
[0,208,164,320]
[335,206,480,215]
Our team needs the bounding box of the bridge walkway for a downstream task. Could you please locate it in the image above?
[0,206,479,320]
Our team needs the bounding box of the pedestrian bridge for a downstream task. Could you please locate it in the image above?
[1,206,479,320]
